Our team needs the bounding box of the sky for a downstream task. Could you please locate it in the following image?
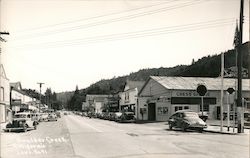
[0,0,249,93]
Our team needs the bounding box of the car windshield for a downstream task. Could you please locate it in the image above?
[14,114,27,118]
[184,112,199,118]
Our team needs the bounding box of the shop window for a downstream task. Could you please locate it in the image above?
[0,87,4,101]
[247,103,250,110]
[175,106,183,112]
[175,107,178,112]
[158,107,168,115]
[200,104,209,111]
[230,104,234,111]
[184,106,189,109]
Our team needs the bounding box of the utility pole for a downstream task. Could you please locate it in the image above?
[0,32,9,43]
[237,0,244,133]
[37,82,44,113]
[0,31,10,61]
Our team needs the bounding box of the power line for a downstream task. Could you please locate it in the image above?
[12,0,205,40]
[15,1,176,33]
[10,18,236,50]
[11,20,236,49]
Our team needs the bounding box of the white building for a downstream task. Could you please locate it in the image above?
[0,64,11,123]
[10,82,37,113]
[85,94,110,113]
[138,76,250,121]
[119,80,145,119]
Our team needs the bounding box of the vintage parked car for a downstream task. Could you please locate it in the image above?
[244,112,250,127]
[168,110,207,132]
[102,112,110,120]
[115,112,136,123]
[109,112,117,121]
[5,112,38,132]
[40,113,49,122]
[198,111,209,122]
[55,111,61,118]
[47,113,57,121]
[31,113,40,124]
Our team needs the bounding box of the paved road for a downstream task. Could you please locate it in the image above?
[1,114,249,158]
[65,115,249,158]
[1,116,75,158]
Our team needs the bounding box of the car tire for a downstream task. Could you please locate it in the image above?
[198,128,203,133]
[34,124,37,130]
[6,123,12,128]
[181,125,186,132]
[169,123,173,130]
[23,124,28,132]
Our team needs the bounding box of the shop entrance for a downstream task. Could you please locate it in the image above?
[148,103,156,121]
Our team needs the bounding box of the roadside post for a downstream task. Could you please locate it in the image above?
[226,88,235,132]
[196,84,207,119]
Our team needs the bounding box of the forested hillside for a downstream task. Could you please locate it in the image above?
[57,42,249,110]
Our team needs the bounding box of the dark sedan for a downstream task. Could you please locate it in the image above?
[168,110,207,132]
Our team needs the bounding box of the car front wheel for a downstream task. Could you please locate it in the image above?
[169,123,173,130]
[198,128,203,133]
[23,124,28,132]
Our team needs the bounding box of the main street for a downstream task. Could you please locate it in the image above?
[1,113,249,158]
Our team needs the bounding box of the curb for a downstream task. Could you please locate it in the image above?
[203,129,237,135]
[209,124,250,129]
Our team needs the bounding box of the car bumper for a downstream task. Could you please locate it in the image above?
[4,127,25,132]
[48,118,57,121]
[188,124,207,129]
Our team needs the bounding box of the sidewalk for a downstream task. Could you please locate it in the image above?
[204,125,249,134]
[205,119,249,134]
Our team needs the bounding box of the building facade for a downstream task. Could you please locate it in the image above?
[10,82,37,113]
[119,80,145,119]
[138,76,250,121]
[85,94,110,113]
[0,64,10,123]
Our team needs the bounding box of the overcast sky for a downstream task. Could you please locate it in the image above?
[0,0,249,93]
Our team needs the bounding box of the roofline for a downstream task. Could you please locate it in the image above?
[138,76,250,96]
[138,77,151,96]
[0,64,9,80]
[124,80,145,91]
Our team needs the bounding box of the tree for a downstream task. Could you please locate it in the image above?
[191,59,195,65]
[67,85,85,111]
[45,88,52,109]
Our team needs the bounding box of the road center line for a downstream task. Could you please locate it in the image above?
[70,115,103,133]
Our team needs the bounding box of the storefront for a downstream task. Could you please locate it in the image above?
[138,76,250,121]
[119,80,145,119]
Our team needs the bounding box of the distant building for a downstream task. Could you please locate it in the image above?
[138,76,250,121]
[119,80,145,119]
[0,64,11,123]
[85,94,110,113]
[10,82,37,113]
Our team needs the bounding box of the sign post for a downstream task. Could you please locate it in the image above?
[196,84,207,118]
[227,88,235,132]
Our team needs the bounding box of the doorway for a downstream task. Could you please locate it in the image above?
[148,103,156,121]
